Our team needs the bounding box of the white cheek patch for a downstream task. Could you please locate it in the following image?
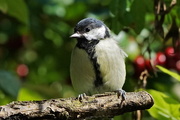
[83,26,106,40]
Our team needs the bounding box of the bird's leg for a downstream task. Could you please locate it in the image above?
[77,93,86,101]
[115,89,126,100]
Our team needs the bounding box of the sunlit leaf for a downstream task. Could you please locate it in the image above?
[156,65,180,81]
[147,89,180,120]
[0,70,21,98]
[18,87,44,101]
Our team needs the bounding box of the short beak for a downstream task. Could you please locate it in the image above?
[70,33,82,38]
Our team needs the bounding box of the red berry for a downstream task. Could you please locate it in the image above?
[165,47,178,69]
[134,56,145,68]
[16,64,29,77]
[165,47,175,57]
[134,56,146,77]
[155,52,166,66]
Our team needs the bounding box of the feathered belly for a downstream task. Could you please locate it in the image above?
[70,47,96,94]
[70,39,126,95]
[95,39,126,92]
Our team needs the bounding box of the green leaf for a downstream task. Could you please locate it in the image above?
[144,0,154,12]
[109,0,129,33]
[156,65,180,81]
[65,2,87,20]
[0,70,21,98]
[130,0,146,33]
[110,0,126,17]
[0,0,29,25]
[18,87,44,101]
[0,0,7,13]
[111,17,123,34]
[147,89,180,120]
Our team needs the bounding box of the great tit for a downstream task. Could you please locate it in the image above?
[70,18,127,100]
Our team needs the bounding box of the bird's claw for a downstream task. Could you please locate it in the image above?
[77,93,86,101]
[116,89,126,100]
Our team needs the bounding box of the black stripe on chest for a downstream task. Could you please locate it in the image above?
[76,38,103,88]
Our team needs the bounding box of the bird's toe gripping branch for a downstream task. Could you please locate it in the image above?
[116,89,126,100]
[77,93,87,101]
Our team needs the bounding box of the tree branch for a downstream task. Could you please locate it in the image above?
[0,91,154,120]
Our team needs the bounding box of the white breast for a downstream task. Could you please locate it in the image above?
[95,38,127,92]
[70,47,95,94]
[70,38,127,95]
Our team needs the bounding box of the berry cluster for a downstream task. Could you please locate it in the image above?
[133,47,180,78]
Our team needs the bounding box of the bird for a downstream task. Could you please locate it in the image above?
[70,18,127,100]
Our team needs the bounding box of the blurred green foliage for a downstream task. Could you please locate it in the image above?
[0,0,180,119]
[148,89,180,120]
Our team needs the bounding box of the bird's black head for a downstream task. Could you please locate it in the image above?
[70,18,110,41]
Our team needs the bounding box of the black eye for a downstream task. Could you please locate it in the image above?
[85,27,90,32]
[74,28,77,32]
